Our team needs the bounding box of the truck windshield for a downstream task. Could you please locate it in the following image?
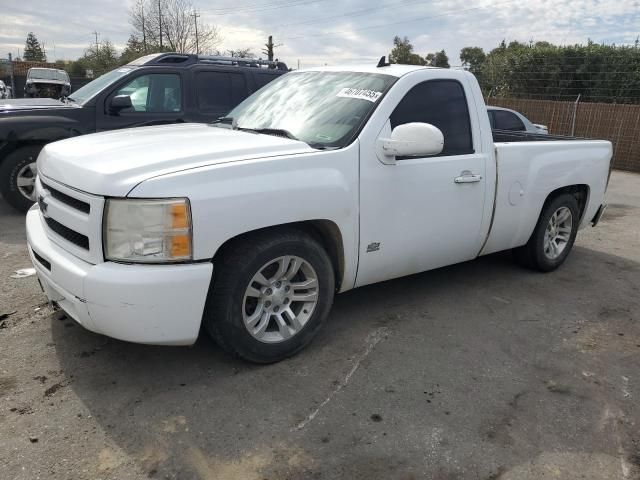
[67,67,136,105]
[225,71,396,149]
[28,69,69,82]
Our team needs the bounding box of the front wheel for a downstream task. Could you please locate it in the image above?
[0,145,42,212]
[204,228,335,363]
[513,193,580,272]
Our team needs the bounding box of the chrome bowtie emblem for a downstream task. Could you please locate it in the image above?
[38,195,49,217]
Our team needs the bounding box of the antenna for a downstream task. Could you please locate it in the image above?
[377,56,390,67]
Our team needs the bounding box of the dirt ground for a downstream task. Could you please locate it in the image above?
[0,171,639,480]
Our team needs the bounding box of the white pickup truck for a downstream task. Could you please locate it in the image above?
[26,63,611,363]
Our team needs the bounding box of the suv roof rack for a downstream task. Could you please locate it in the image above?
[140,53,288,70]
[197,55,288,70]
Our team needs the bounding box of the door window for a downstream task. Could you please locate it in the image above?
[492,110,526,131]
[114,74,182,112]
[196,71,247,113]
[390,80,474,156]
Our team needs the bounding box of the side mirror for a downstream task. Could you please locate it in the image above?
[109,95,133,114]
[381,122,444,159]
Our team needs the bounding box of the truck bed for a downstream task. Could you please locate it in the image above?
[492,129,582,143]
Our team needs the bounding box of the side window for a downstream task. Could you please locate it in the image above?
[196,71,247,113]
[492,110,526,131]
[254,73,278,90]
[487,110,496,128]
[390,80,474,156]
[115,74,181,113]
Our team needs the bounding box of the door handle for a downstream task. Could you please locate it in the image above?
[454,172,483,184]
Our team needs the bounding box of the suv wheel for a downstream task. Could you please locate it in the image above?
[0,146,42,212]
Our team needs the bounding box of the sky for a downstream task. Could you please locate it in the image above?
[0,0,638,68]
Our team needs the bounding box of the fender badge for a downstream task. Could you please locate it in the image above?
[366,242,381,253]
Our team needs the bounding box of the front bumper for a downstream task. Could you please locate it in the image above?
[26,206,213,345]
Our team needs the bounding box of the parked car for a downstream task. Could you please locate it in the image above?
[0,53,288,211]
[26,61,611,363]
[24,68,72,99]
[487,106,548,134]
[0,80,9,99]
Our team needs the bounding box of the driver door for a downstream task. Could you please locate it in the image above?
[356,79,488,287]
[97,72,184,131]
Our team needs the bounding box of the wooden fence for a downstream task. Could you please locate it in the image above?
[487,97,640,172]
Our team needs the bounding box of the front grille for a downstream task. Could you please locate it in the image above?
[44,216,89,250]
[41,181,90,214]
[32,249,51,270]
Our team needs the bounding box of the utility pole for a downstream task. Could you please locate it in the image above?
[92,31,100,50]
[158,0,163,50]
[264,35,274,61]
[191,10,200,54]
[141,2,147,53]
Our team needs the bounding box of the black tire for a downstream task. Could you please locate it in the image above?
[0,145,42,212]
[204,228,335,363]
[513,193,580,272]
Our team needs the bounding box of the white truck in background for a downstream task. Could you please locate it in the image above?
[26,62,611,363]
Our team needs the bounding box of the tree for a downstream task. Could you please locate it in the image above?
[24,32,46,62]
[120,35,146,64]
[478,40,640,103]
[129,0,221,54]
[425,50,450,68]
[460,47,486,75]
[82,40,119,76]
[389,36,425,65]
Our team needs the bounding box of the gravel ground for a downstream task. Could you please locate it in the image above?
[0,171,639,480]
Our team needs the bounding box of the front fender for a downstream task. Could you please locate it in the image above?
[129,144,360,290]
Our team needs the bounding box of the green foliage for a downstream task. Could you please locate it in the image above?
[389,36,426,65]
[460,47,486,75]
[23,32,46,62]
[477,40,640,103]
[82,40,119,77]
[425,50,450,68]
[119,35,147,65]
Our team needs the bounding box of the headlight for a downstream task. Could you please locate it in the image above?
[104,198,192,263]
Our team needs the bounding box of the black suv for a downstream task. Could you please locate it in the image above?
[0,53,288,212]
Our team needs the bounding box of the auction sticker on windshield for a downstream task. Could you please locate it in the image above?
[337,87,382,102]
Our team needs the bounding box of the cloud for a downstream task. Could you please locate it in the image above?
[0,0,637,66]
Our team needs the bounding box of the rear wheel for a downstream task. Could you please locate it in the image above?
[204,228,335,363]
[0,145,42,212]
[513,193,580,272]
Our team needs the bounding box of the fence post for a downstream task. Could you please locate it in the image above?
[571,94,581,136]
[8,53,16,98]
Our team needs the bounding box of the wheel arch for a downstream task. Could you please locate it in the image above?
[540,184,590,224]
[212,220,346,291]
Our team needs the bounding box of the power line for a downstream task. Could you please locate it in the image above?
[278,0,429,28]
[280,0,520,40]
[198,0,325,15]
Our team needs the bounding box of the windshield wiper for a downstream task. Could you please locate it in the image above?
[211,119,299,142]
[240,127,299,141]
[211,116,235,126]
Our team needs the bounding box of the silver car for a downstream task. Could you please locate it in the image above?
[487,106,548,134]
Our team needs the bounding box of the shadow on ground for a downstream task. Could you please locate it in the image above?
[48,246,640,479]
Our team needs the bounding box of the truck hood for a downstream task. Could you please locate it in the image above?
[28,79,69,86]
[0,98,76,112]
[38,123,314,196]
